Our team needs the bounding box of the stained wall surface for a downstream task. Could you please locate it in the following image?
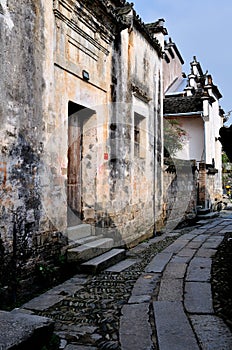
[0,0,164,301]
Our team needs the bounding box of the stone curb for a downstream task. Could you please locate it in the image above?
[119,217,232,350]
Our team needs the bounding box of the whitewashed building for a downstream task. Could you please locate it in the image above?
[164,53,224,209]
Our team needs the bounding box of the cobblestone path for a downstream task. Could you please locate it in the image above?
[20,216,232,350]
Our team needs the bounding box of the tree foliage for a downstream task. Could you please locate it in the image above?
[164,118,187,157]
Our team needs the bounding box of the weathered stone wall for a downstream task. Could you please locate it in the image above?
[105,25,163,246]
[162,160,197,231]
[40,0,120,237]
[0,0,67,305]
[43,1,164,247]
[198,163,222,209]
[0,0,164,305]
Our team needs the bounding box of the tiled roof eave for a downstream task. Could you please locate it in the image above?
[133,17,163,57]
[164,111,203,117]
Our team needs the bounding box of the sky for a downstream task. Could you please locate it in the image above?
[132,0,232,125]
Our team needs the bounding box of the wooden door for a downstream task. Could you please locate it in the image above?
[67,111,83,226]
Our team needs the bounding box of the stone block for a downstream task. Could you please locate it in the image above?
[186,257,211,282]
[162,262,187,279]
[145,252,173,273]
[120,303,153,350]
[106,258,139,272]
[189,315,232,350]
[0,310,54,349]
[131,273,160,296]
[158,279,183,301]
[67,224,93,242]
[128,294,151,304]
[81,248,125,273]
[67,238,114,262]
[177,248,196,258]
[184,282,214,314]
[162,239,188,254]
[202,236,224,249]
[195,248,217,258]
[153,301,199,350]
[170,255,192,264]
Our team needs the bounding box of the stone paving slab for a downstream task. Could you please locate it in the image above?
[153,301,199,350]
[161,240,188,254]
[218,224,232,232]
[202,237,224,249]
[192,234,209,242]
[158,279,183,301]
[180,233,197,240]
[186,241,203,249]
[22,292,67,311]
[219,228,232,234]
[131,273,160,296]
[0,310,54,349]
[176,247,197,258]
[195,248,217,258]
[128,294,151,304]
[120,303,153,350]
[162,262,187,279]
[190,315,232,350]
[145,252,173,273]
[212,232,226,237]
[185,282,214,314]
[22,275,88,311]
[49,282,86,297]
[170,255,192,264]
[186,257,212,282]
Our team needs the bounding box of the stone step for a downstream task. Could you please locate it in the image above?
[66,224,93,242]
[81,248,126,273]
[67,235,103,249]
[106,258,139,273]
[67,238,114,263]
[0,310,54,350]
[197,208,211,215]
[197,212,219,220]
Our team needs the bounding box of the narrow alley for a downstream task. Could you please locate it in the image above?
[1,213,232,350]
[0,1,231,349]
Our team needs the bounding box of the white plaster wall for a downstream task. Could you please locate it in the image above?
[163,53,183,93]
[174,117,204,162]
[208,96,223,194]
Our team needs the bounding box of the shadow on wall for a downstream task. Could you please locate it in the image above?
[0,133,67,308]
[163,157,198,231]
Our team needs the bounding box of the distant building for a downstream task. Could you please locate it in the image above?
[164,53,224,209]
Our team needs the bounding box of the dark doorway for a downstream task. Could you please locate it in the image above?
[67,102,95,227]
